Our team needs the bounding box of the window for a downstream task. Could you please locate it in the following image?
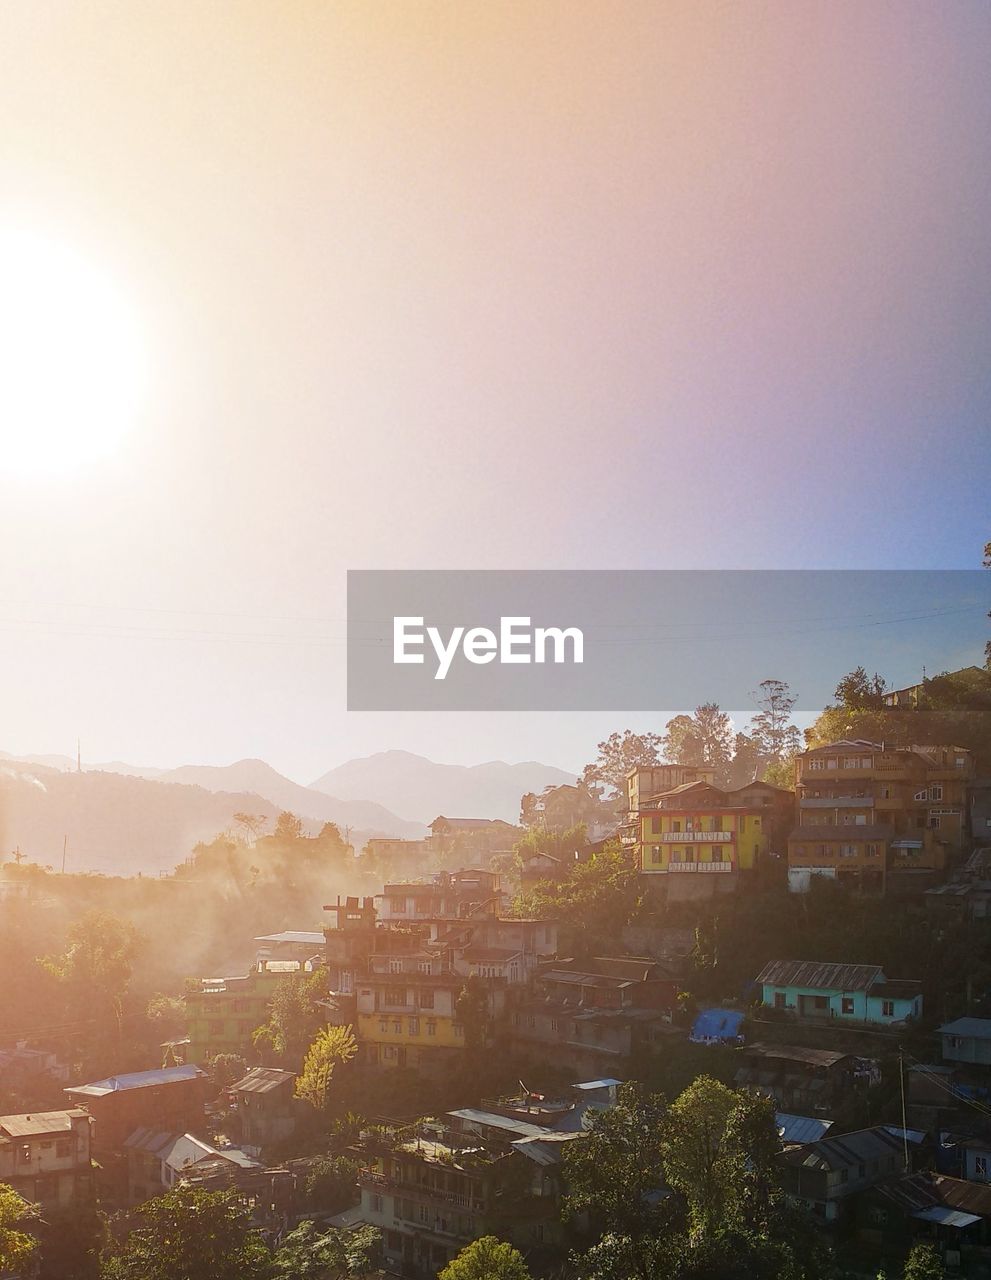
[454,1024,464,1038]
[672,820,681,832]
[388,958,403,974]
[419,989,434,1009]
[809,758,825,771]
[393,1021,402,1034]
[842,997,854,1015]
[17,1144,30,1165]
[426,1020,437,1037]
[710,816,723,832]
[56,1139,72,1159]
[839,844,856,857]
[825,758,837,770]
[417,961,432,974]
[928,815,941,830]
[814,995,828,1010]
[379,1020,388,1033]
[550,1018,559,1032]
[774,992,786,1009]
[914,788,928,802]
[930,785,943,801]
[977,1156,988,1179]
[526,1015,536,1029]
[650,817,662,834]
[866,843,879,858]
[881,1000,895,1018]
[408,1017,419,1035]
[370,1194,383,1213]
[651,846,662,864]
[389,897,407,914]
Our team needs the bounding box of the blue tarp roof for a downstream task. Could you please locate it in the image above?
[690,1008,745,1043]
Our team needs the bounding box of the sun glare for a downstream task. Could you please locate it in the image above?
[0,229,146,479]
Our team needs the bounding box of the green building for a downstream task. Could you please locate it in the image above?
[185,960,316,1065]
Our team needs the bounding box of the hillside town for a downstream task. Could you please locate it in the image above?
[2,662,991,1279]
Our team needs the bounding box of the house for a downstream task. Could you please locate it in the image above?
[858,1171,991,1261]
[427,818,521,866]
[323,895,378,998]
[779,1125,910,1221]
[185,958,320,1065]
[65,1063,209,1203]
[637,780,793,884]
[228,1067,297,1151]
[882,666,988,708]
[254,931,327,964]
[625,764,717,823]
[755,960,922,1026]
[734,1044,861,1114]
[0,1109,93,1210]
[939,1018,991,1066]
[775,1113,833,1145]
[520,783,618,843]
[376,868,504,925]
[124,1128,262,1205]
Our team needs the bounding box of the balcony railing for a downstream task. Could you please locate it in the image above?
[359,1169,486,1211]
[799,797,874,809]
[657,830,732,843]
[668,861,733,873]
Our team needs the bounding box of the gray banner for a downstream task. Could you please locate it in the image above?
[347,570,987,711]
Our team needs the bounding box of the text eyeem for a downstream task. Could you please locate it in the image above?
[393,616,584,681]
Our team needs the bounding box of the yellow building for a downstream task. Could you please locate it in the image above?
[638,780,792,877]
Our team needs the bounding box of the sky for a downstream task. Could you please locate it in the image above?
[0,1,989,782]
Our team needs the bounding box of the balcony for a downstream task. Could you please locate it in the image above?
[359,1168,485,1212]
[669,861,733,873]
[799,797,874,809]
[657,830,732,843]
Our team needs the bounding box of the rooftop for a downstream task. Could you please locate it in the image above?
[66,1063,206,1098]
[255,931,325,946]
[939,1018,991,1041]
[756,959,885,991]
[0,1109,89,1139]
[230,1066,297,1095]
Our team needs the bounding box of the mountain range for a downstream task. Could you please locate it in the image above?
[0,750,572,876]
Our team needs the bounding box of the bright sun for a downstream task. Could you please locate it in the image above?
[0,229,145,478]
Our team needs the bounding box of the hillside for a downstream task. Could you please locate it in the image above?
[310,750,575,825]
[0,763,421,877]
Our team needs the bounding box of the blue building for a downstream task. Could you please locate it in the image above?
[756,960,922,1026]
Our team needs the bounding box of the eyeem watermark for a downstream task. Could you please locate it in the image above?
[348,569,987,711]
[394,616,583,680]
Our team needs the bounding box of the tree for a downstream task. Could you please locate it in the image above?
[512,842,640,957]
[274,811,305,841]
[253,966,329,1067]
[834,666,888,710]
[727,731,762,787]
[749,680,801,767]
[295,1025,358,1111]
[438,1236,532,1280]
[208,1053,248,1091]
[660,1075,739,1242]
[303,1155,361,1214]
[662,704,734,782]
[43,911,137,1065]
[903,1242,944,1280]
[564,1082,668,1278]
[271,1221,380,1278]
[0,1184,37,1275]
[581,730,662,797]
[99,1185,269,1280]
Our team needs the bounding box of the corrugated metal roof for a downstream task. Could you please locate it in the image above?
[255,931,325,945]
[446,1109,546,1138]
[756,959,883,991]
[0,1109,88,1138]
[914,1205,981,1228]
[776,1113,833,1145]
[66,1064,206,1097]
[230,1067,296,1094]
[939,1018,991,1040]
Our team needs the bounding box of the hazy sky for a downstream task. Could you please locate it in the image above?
[0,2,989,782]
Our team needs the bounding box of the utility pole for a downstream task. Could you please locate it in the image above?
[61,835,68,875]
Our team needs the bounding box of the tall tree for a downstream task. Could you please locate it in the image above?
[99,1186,269,1280]
[295,1025,358,1111]
[660,1075,739,1242]
[581,730,662,797]
[834,666,888,710]
[438,1236,532,1280]
[749,680,802,767]
[253,966,329,1067]
[662,704,734,782]
[902,1242,944,1280]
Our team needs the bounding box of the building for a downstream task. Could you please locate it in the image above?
[755,960,922,1027]
[779,1125,909,1222]
[363,839,431,881]
[377,869,505,925]
[939,1019,991,1067]
[124,1129,261,1205]
[185,958,320,1065]
[509,957,679,1077]
[427,817,521,867]
[882,666,988,708]
[0,1044,71,1111]
[324,895,378,997]
[353,1084,601,1274]
[858,1172,991,1260]
[65,1063,209,1202]
[789,742,975,891]
[254,931,327,964]
[228,1066,297,1151]
[520,783,618,842]
[625,764,717,821]
[734,1044,862,1114]
[0,1109,93,1211]
[637,780,792,881]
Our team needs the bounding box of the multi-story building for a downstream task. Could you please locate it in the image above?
[625,764,717,829]
[228,1066,297,1151]
[0,1109,93,1211]
[123,1129,262,1205]
[185,958,320,1065]
[637,779,792,880]
[520,783,618,842]
[324,895,378,997]
[65,1064,208,1203]
[354,1083,607,1275]
[788,742,975,893]
[427,818,521,867]
[355,914,557,1073]
[509,957,679,1077]
[377,868,505,926]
